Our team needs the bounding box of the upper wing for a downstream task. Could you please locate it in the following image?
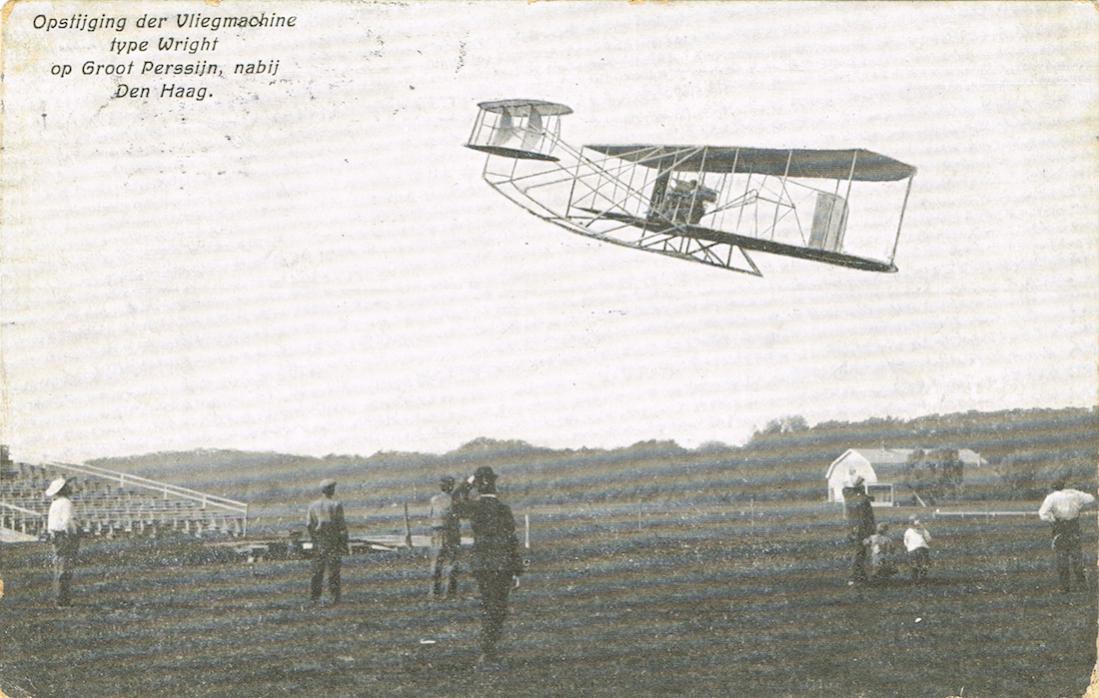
[584,145,916,182]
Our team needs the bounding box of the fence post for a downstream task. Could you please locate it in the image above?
[637,500,642,531]
[524,514,530,549]
[403,501,413,548]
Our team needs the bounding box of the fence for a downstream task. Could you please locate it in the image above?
[0,501,45,536]
[45,462,247,511]
[42,461,249,535]
[932,509,1037,520]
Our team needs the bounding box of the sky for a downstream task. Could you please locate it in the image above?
[1,2,1097,462]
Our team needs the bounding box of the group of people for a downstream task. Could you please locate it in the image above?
[40,467,523,665]
[843,476,933,585]
[35,467,1099,666]
[843,474,1097,592]
[304,466,524,665]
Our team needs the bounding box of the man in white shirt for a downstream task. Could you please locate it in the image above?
[45,477,81,607]
[1038,479,1095,592]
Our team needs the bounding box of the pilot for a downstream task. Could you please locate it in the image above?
[665,180,695,223]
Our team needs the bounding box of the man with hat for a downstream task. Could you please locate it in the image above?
[1038,478,1095,592]
[842,475,876,586]
[306,478,348,605]
[428,475,461,599]
[45,476,81,607]
[453,466,525,665]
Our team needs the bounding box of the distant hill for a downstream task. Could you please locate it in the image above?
[86,407,1097,531]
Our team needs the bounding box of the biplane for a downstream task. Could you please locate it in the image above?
[465,99,916,276]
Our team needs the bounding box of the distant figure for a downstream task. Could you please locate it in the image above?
[1038,479,1095,592]
[863,523,897,582]
[429,475,461,599]
[903,517,933,585]
[45,477,81,607]
[307,479,348,605]
[842,476,876,585]
[453,466,525,665]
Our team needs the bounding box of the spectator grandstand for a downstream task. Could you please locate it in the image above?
[0,456,248,540]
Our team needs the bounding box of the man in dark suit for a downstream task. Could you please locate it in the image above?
[842,475,876,585]
[453,466,524,664]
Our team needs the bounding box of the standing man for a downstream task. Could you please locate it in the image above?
[453,466,524,665]
[429,475,461,599]
[1038,479,1095,593]
[307,478,348,605]
[842,475,876,586]
[45,477,81,608]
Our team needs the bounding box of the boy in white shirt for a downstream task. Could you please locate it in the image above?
[904,517,932,585]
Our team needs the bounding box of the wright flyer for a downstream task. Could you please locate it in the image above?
[1,3,1097,697]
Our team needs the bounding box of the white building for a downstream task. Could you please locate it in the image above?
[825,448,987,505]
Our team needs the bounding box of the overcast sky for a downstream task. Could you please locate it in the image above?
[2,2,1096,462]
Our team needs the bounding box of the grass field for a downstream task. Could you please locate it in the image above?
[1,503,1095,697]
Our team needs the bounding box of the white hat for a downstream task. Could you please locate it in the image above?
[45,477,71,497]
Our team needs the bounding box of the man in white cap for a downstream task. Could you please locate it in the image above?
[1038,478,1095,592]
[45,476,81,607]
[306,478,348,605]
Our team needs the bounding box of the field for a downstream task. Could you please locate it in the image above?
[1,502,1096,697]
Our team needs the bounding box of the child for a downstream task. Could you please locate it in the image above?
[904,517,932,584]
[863,523,897,582]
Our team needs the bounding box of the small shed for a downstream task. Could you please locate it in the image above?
[825,448,986,504]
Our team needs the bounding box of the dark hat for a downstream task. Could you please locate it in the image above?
[439,475,455,488]
[473,466,497,482]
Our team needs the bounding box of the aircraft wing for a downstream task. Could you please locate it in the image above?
[578,209,898,272]
[583,145,915,182]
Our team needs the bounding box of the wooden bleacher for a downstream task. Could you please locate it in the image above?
[0,459,247,540]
